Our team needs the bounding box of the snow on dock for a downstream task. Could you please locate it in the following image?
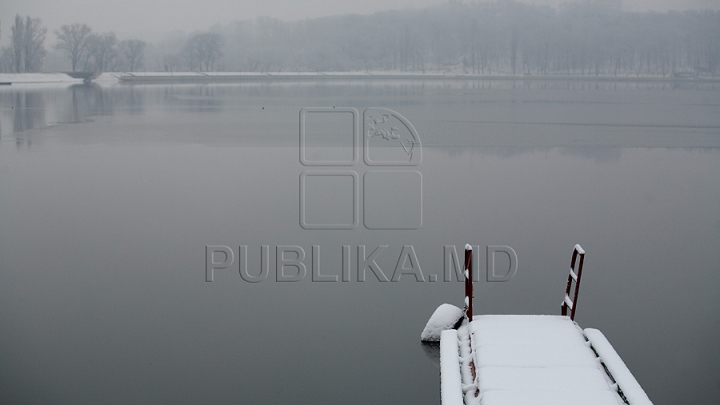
[440,315,652,405]
[471,315,622,405]
[435,245,652,405]
[440,329,464,405]
[585,329,653,405]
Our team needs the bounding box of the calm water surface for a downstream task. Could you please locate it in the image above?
[1,80,719,405]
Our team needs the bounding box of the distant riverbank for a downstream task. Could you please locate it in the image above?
[2,71,719,86]
[117,71,720,84]
[0,73,121,85]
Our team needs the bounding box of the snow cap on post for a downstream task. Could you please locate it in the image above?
[465,244,472,251]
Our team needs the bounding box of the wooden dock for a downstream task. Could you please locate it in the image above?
[437,245,653,405]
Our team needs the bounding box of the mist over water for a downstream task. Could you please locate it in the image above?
[1,79,719,405]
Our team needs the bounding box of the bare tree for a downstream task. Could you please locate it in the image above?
[183,32,224,71]
[11,15,24,72]
[8,15,46,73]
[162,53,183,72]
[0,47,14,73]
[119,39,146,71]
[84,32,118,71]
[54,23,92,71]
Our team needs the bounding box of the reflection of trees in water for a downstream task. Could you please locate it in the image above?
[440,145,624,163]
[162,84,226,112]
[440,146,719,164]
[126,86,145,115]
[1,85,132,144]
[11,91,46,148]
[69,84,111,121]
[1,85,151,148]
[12,91,45,133]
[71,85,147,118]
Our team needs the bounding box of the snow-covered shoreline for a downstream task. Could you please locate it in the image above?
[117,71,720,84]
[0,73,81,85]
[0,72,121,85]
[2,71,718,86]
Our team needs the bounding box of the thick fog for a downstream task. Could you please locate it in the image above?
[1,0,719,43]
[2,1,719,75]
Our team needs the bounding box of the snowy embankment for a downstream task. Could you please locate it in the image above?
[117,71,468,83]
[0,73,121,85]
[0,73,80,84]
[117,71,720,84]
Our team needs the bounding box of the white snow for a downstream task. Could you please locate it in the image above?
[457,324,478,404]
[421,304,464,342]
[465,244,473,251]
[574,244,585,254]
[95,73,122,82]
[467,315,624,405]
[471,315,587,346]
[0,73,80,84]
[0,73,124,86]
[477,366,615,391]
[440,330,464,405]
[479,390,624,405]
[475,343,599,368]
[584,328,654,405]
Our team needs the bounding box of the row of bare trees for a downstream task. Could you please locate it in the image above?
[0,15,47,73]
[0,16,147,73]
[53,23,147,72]
[159,32,225,72]
[199,1,719,76]
[3,2,719,76]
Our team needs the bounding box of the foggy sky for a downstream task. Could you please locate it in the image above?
[1,0,719,45]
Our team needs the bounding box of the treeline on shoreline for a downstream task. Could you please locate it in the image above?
[206,1,718,77]
[2,1,719,77]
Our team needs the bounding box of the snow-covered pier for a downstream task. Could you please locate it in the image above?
[446,315,653,405]
[429,245,653,405]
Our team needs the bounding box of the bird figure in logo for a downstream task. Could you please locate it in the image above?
[367,114,415,160]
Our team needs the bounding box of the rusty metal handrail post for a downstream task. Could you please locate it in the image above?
[464,244,473,321]
[561,244,585,321]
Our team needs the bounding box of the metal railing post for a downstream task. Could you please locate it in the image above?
[562,244,585,321]
[464,244,473,321]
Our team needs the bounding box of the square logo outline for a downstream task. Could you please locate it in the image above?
[363,169,423,230]
[300,107,359,166]
[300,170,359,229]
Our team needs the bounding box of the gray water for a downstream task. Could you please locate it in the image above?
[1,79,719,405]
